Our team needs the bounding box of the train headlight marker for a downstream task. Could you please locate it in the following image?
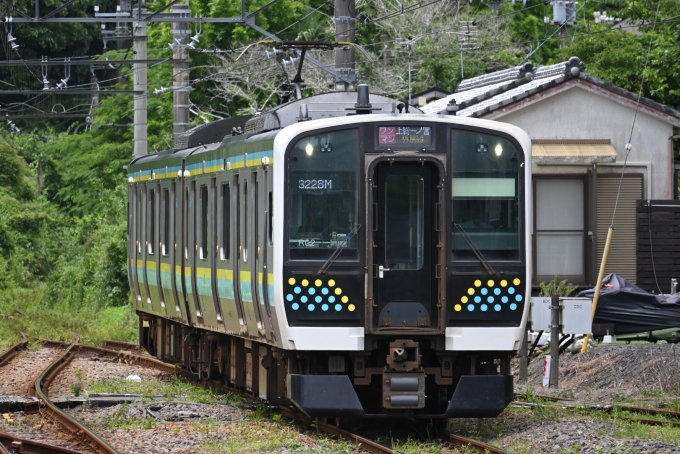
[305,143,314,156]
[494,143,503,156]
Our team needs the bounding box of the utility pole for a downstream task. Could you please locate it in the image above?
[133,7,148,158]
[334,0,356,91]
[549,0,576,47]
[172,3,191,149]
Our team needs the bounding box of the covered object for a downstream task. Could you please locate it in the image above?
[576,274,680,334]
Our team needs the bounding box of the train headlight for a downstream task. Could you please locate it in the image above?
[494,144,503,156]
[305,143,314,156]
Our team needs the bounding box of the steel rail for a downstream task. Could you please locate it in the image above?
[42,340,176,374]
[0,431,83,454]
[448,433,510,454]
[101,340,146,354]
[32,337,120,454]
[0,333,28,368]
[220,383,398,454]
[277,406,398,454]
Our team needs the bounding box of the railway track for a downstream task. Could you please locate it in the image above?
[514,392,680,428]
[0,431,83,454]
[31,338,119,454]
[2,339,511,453]
[0,333,28,368]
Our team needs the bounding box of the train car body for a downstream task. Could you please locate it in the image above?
[127,88,532,418]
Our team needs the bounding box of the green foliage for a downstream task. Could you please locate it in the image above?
[539,275,579,297]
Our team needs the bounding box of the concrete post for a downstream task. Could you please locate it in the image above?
[133,14,148,158]
[172,4,191,149]
[549,293,560,388]
[334,0,356,91]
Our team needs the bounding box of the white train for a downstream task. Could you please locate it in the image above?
[127,86,532,417]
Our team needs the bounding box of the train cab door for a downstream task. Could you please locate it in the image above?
[237,170,264,337]
[371,160,442,331]
[185,180,203,322]
[140,185,152,308]
[175,177,189,322]
[148,184,167,316]
[257,166,275,340]
[159,181,179,317]
[195,178,221,327]
[129,184,142,304]
[214,173,244,333]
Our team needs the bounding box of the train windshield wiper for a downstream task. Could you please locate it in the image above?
[317,224,362,275]
[453,223,496,276]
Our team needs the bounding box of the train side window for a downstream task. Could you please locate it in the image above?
[162,189,170,256]
[268,191,273,245]
[220,184,230,260]
[200,185,208,260]
[148,189,155,255]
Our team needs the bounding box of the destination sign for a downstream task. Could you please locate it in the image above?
[378,126,432,146]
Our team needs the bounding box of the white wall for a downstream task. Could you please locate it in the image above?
[495,85,674,199]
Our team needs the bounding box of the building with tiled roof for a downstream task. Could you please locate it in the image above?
[424,57,680,289]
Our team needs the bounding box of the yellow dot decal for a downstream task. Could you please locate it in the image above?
[474,280,482,287]
[301,279,309,287]
[335,288,342,295]
[461,296,468,303]
[488,280,494,287]
[348,304,356,312]
[288,278,296,285]
[328,279,336,287]
[454,304,462,312]
[342,296,349,303]
[315,279,322,287]
[513,278,521,285]
[467,288,475,295]
[501,280,508,287]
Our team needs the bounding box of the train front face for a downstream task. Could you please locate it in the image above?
[273,114,532,418]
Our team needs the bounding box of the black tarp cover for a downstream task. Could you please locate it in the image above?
[576,274,680,334]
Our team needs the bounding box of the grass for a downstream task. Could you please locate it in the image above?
[0,286,137,350]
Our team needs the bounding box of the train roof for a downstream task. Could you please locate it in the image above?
[129,89,423,169]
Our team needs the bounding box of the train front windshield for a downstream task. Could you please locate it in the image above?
[288,129,359,260]
[452,130,521,261]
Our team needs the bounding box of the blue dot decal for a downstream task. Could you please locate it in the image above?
[292,303,299,310]
[329,296,336,303]
[495,304,502,311]
[286,294,293,302]
[508,287,515,295]
[481,288,488,295]
[510,303,517,310]
[515,294,523,302]
[308,287,316,295]
[315,296,322,303]
[308,304,315,311]
[467,304,475,311]
[322,288,329,295]
[487,296,494,303]
[474,296,481,303]
[322,304,329,311]
[502,296,509,303]
[335,304,342,311]
[301,296,308,303]
[494,288,501,295]
[481,304,488,311]
[294,287,301,294]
